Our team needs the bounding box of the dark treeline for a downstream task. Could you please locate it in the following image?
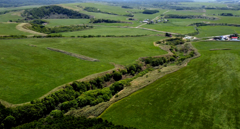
[164,14,218,20]
[156,38,185,45]
[28,24,93,34]
[122,6,133,9]
[15,115,135,129]
[0,35,27,39]
[142,10,159,14]
[190,22,240,27]
[22,5,90,19]
[220,13,233,16]
[90,19,132,24]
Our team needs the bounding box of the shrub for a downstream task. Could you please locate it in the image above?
[113,72,122,81]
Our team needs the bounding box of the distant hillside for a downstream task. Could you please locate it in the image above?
[22,5,91,19]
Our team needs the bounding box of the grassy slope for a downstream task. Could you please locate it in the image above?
[0,12,23,22]
[0,23,31,35]
[177,2,227,8]
[197,26,240,37]
[30,37,167,65]
[206,9,240,16]
[45,19,90,27]
[57,26,160,36]
[165,10,205,15]
[0,37,166,104]
[0,5,41,12]
[142,23,196,34]
[101,41,240,129]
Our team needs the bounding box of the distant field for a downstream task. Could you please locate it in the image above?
[165,10,204,16]
[0,23,31,35]
[45,19,90,27]
[177,2,227,8]
[197,26,240,37]
[211,16,240,24]
[0,5,41,12]
[0,36,166,104]
[101,41,240,129]
[0,12,23,22]
[142,23,196,34]
[166,18,211,26]
[57,26,160,36]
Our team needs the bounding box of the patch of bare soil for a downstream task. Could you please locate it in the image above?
[47,47,99,62]
[16,23,47,36]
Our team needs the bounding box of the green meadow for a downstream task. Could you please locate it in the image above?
[177,2,227,8]
[0,23,31,35]
[101,41,240,129]
[197,26,240,38]
[0,12,23,22]
[0,36,166,104]
[142,23,196,34]
[57,26,160,36]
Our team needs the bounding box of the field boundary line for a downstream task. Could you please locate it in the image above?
[47,47,99,62]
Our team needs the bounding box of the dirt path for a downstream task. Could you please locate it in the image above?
[16,23,47,36]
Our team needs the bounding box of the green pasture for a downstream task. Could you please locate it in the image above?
[165,10,205,16]
[142,23,196,34]
[57,26,160,36]
[0,23,31,35]
[211,16,240,24]
[30,37,167,65]
[101,41,240,129]
[197,26,240,38]
[166,18,211,26]
[45,19,90,27]
[77,3,141,15]
[176,2,227,8]
[0,12,23,22]
[0,36,166,104]
[0,5,41,12]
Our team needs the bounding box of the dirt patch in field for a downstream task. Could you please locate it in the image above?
[210,48,231,51]
[16,23,47,36]
[47,47,99,62]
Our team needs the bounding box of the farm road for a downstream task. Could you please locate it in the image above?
[16,23,47,36]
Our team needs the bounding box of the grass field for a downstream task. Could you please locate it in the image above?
[210,16,240,24]
[197,26,240,38]
[165,10,205,16]
[0,36,166,104]
[142,23,196,34]
[0,23,32,35]
[45,19,90,27]
[57,26,160,36]
[206,9,240,16]
[177,2,227,8]
[101,41,240,129]
[0,5,41,12]
[0,12,23,22]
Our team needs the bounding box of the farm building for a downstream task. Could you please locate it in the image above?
[231,37,238,41]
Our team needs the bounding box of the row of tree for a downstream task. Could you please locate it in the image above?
[28,24,93,34]
[90,19,132,24]
[0,35,27,39]
[156,38,185,45]
[142,10,159,14]
[164,14,218,20]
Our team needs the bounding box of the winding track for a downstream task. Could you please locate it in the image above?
[16,23,47,36]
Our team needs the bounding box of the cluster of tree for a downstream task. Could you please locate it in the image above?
[22,5,90,19]
[33,34,63,38]
[15,115,134,129]
[30,19,48,25]
[220,13,233,16]
[75,34,147,38]
[164,14,218,20]
[176,51,195,64]
[122,6,133,9]
[28,24,93,34]
[90,19,132,24]
[142,10,159,14]
[0,35,27,39]
[143,56,170,67]
[156,38,185,45]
